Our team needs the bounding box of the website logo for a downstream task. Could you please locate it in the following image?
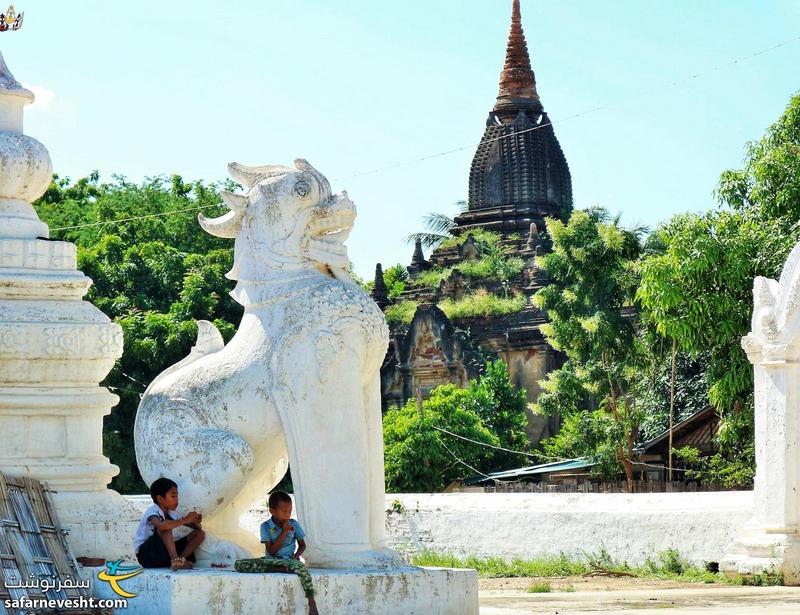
[0,4,23,31]
[96,560,143,599]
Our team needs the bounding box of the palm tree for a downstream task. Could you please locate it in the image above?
[404,201,468,249]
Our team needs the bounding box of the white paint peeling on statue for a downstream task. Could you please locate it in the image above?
[0,50,141,558]
[721,241,800,585]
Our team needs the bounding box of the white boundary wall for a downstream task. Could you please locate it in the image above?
[381,492,754,566]
[130,492,753,566]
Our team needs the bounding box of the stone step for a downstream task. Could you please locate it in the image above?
[89,565,478,615]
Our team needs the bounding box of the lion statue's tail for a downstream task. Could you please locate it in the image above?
[142,320,225,395]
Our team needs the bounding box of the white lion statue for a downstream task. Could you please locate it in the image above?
[134,159,398,568]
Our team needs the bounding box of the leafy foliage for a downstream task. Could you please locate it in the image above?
[439,289,526,320]
[382,263,408,299]
[34,173,240,493]
[405,211,458,249]
[383,360,528,492]
[636,94,800,486]
[384,300,419,326]
[415,229,525,290]
[533,208,644,486]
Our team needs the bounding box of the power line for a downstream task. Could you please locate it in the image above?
[44,33,800,234]
[50,204,218,232]
[432,423,690,475]
[432,425,539,460]
[437,434,497,482]
[334,32,800,182]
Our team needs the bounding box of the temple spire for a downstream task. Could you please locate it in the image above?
[494,0,541,119]
[371,263,389,309]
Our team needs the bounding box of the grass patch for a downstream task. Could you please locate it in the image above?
[409,549,777,586]
[439,228,503,250]
[416,267,453,288]
[411,551,587,578]
[738,570,784,586]
[529,582,551,593]
[439,289,527,320]
[384,300,419,326]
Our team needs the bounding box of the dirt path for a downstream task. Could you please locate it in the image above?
[478,585,800,615]
[479,575,731,592]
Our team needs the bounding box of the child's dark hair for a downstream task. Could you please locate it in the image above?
[268,490,292,509]
[150,477,177,503]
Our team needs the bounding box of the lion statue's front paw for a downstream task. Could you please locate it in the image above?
[194,533,252,568]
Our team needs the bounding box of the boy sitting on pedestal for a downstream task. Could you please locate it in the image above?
[235,490,319,615]
[133,477,205,571]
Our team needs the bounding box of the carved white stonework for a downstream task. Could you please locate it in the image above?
[721,240,800,584]
[0,51,140,558]
[0,52,51,239]
[135,159,401,568]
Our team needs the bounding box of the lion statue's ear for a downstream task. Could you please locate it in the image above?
[294,159,332,203]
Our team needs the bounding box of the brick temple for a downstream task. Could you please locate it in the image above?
[374,0,572,444]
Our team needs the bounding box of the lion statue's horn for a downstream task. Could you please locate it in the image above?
[228,162,289,188]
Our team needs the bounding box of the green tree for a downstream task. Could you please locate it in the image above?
[533,208,644,490]
[383,384,498,492]
[34,173,239,493]
[383,359,529,492]
[382,263,409,299]
[464,360,529,470]
[637,93,800,487]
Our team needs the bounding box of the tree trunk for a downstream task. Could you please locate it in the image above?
[623,457,634,492]
[669,338,677,482]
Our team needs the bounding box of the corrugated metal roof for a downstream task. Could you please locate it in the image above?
[464,458,595,485]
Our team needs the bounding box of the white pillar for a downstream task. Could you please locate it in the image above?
[0,51,140,558]
[721,248,800,584]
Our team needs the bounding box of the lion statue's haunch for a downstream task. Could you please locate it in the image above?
[134,159,399,568]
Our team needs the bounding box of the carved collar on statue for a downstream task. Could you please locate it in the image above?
[231,266,356,307]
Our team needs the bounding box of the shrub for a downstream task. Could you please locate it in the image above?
[384,300,419,326]
[439,289,526,320]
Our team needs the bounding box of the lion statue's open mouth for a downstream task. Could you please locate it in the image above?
[306,197,356,271]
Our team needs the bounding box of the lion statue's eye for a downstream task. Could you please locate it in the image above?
[294,181,311,198]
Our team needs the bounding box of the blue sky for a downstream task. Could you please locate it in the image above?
[4,0,800,279]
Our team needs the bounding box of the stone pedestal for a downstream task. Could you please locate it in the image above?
[721,251,800,585]
[90,566,478,615]
[0,51,141,559]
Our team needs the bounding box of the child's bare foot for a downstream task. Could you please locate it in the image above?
[171,557,186,571]
[183,560,194,569]
[308,597,319,615]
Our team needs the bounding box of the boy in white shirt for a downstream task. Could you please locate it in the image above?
[133,477,205,570]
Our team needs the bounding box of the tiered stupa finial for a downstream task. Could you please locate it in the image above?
[455,0,573,234]
[0,50,52,238]
[493,0,542,120]
[371,263,389,309]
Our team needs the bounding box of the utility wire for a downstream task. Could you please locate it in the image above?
[432,423,689,476]
[437,434,497,482]
[45,32,800,234]
[50,205,218,232]
[432,425,539,460]
[334,32,800,182]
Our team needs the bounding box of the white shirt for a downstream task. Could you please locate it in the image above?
[133,503,179,553]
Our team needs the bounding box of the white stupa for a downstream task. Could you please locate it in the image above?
[0,50,139,558]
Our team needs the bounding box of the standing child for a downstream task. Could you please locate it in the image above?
[235,491,319,615]
[133,478,205,571]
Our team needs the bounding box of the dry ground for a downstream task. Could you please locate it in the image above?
[478,582,800,615]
